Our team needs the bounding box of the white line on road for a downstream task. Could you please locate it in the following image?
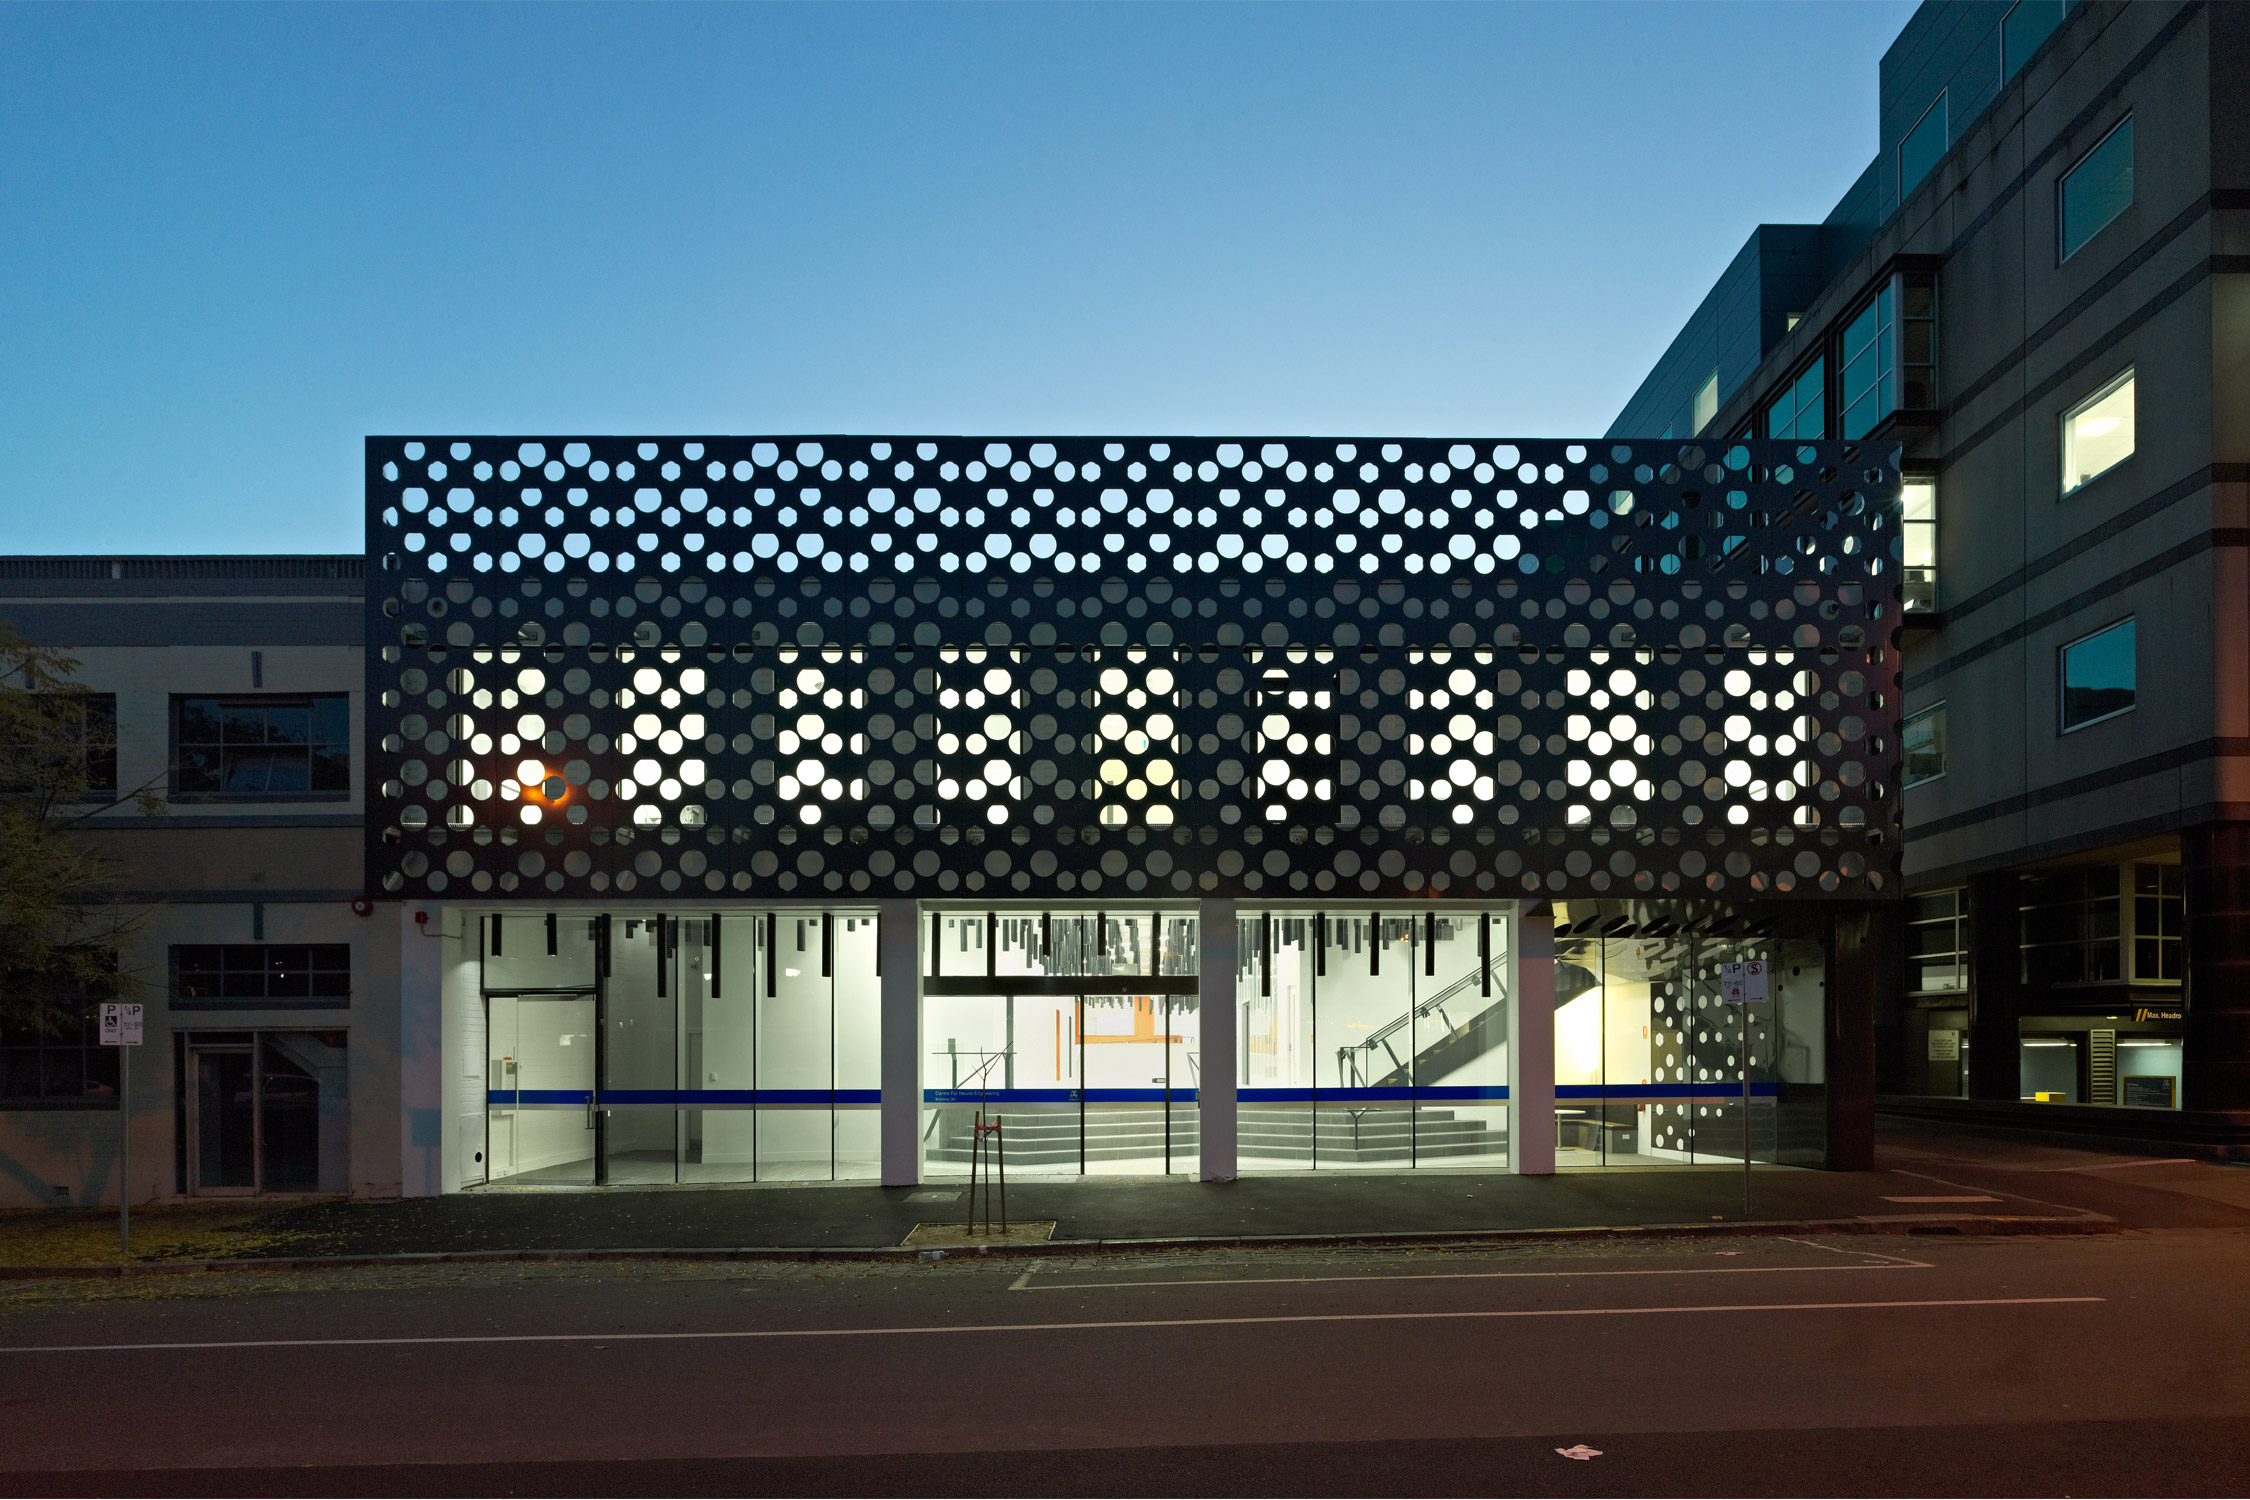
[1012,1259,1933,1293]
[1889,1168,2101,1219]
[0,1298,2102,1355]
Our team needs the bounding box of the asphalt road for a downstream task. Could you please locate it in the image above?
[3,1220,2249,1496]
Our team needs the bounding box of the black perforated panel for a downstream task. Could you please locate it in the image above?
[366,436,1901,902]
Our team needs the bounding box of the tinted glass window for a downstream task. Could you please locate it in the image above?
[1899,93,1948,198]
[173,696,350,798]
[1840,287,1895,440]
[2061,118,2133,260]
[1903,703,1946,786]
[1766,360,1825,441]
[173,944,353,1008]
[2061,619,2135,731]
[2004,0,2064,76]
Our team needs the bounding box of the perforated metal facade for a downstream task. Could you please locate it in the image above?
[366,436,1902,903]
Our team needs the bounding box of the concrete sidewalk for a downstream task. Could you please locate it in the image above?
[16,1123,2250,1273]
[11,1131,2199,1274]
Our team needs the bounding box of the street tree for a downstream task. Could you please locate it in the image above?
[0,624,162,1033]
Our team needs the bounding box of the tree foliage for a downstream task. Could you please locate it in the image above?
[0,624,161,1032]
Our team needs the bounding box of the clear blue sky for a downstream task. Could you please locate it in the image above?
[1,1,1912,556]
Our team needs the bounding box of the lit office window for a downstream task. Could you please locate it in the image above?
[1765,360,1825,441]
[1907,887,1966,994]
[1692,371,1719,435]
[2060,618,2135,731]
[2004,0,2065,78]
[2131,863,2183,982]
[1902,703,1947,786]
[1839,286,1896,439]
[2060,117,2133,261]
[1899,92,1948,198]
[1903,478,1937,611]
[2061,369,2134,494]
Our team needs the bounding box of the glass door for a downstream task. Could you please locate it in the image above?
[602,916,678,1185]
[485,992,596,1185]
[190,1044,256,1194]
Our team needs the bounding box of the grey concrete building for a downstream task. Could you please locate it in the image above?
[1611,0,2250,1147]
[0,556,400,1205]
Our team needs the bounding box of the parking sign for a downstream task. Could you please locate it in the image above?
[1717,961,1769,1005]
[99,1003,143,1046]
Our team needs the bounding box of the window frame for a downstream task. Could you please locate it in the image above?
[1838,284,1897,440]
[1764,357,1827,442]
[2060,366,2135,496]
[1898,90,1949,201]
[1901,474,1938,613]
[2059,616,2137,734]
[2020,865,2125,988]
[2128,861,2184,985]
[0,993,121,1110]
[171,943,355,1011]
[1906,885,1968,996]
[2003,0,2066,79]
[2059,115,2134,263]
[1902,701,1947,787]
[169,693,351,803]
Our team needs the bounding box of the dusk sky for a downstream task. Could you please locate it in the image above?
[2,1,1912,555]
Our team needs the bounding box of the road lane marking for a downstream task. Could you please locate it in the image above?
[1889,1168,2102,1219]
[0,1297,2103,1355]
[1012,1260,1931,1293]
[1882,1196,2002,1203]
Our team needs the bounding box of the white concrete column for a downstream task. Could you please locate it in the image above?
[399,902,444,1197]
[1198,898,1238,1182]
[1509,901,1556,1175]
[878,899,923,1186]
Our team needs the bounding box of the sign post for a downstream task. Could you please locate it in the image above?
[100,1003,142,1255]
[1717,961,1767,1217]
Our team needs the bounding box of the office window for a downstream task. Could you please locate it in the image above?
[2060,117,2133,261]
[173,695,349,799]
[1692,371,1719,435]
[1899,92,1948,198]
[1907,887,1967,994]
[2061,368,2133,494]
[1902,702,1947,786]
[172,945,353,1010]
[1765,359,1826,441]
[0,693,116,801]
[1839,285,1896,439]
[0,994,121,1108]
[2021,867,2123,986]
[2061,618,2134,731]
[2131,863,2183,982]
[2004,0,2065,78]
[1899,276,1937,410]
[1903,478,1937,612]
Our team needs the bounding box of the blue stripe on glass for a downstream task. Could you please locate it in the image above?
[1237,1087,1512,1103]
[492,1089,884,1108]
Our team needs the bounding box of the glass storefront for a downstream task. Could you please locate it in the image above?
[1240,909,1510,1171]
[1551,900,1827,1167]
[446,896,1855,1190]
[923,911,1201,1177]
[471,908,879,1185]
